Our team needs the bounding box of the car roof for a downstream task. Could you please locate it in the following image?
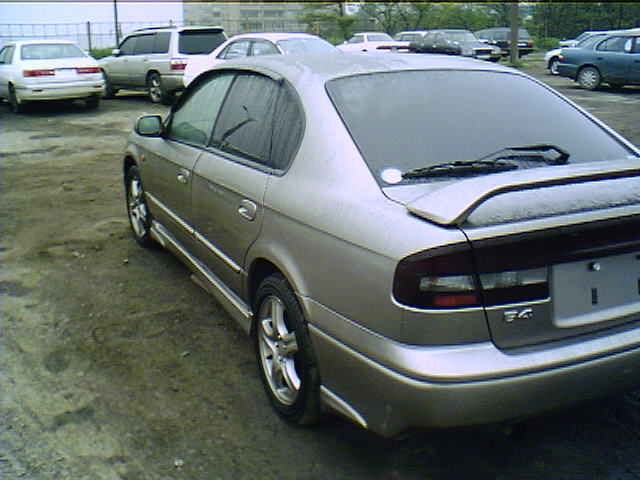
[210,51,515,87]
[225,32,321,42]
[134,25,224,33]
[8,39,80,47]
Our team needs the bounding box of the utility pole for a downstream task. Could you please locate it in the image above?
[113,0,120,46]
[509,2,519,65]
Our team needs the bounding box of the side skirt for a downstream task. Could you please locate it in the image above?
[150,220,253,334]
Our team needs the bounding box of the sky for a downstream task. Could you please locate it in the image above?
[0,1,184,24]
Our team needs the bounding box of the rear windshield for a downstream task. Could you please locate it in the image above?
[277,38,335,54]
[326,70,633,185]
[21,43,85,60]
[179,30,226,54]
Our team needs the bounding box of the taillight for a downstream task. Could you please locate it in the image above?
[170,58,187,71]
[376,45,392,51]
[394,245,481,309]
[559,54,564,62]
[77,67,101,74]
[23,69,55,77]
[393,243,550,310]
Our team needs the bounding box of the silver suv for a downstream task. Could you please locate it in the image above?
[100,26,226,104]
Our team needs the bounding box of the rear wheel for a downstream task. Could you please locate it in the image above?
[102,72,118,98]
[8,84,26,113]
[254,274,322,425]
[85,95,100,109]
[577,66,601,90]
[147,72,174,105]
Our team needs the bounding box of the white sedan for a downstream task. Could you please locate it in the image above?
[0,39,104,113]
[183,32,336,87]
[336,32,406,53]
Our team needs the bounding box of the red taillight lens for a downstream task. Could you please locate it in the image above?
[393,243,550,310]
[23,69,55,77]
[394,245,481,309]
[376,45,392,50]
[77,67,101,74]
[170,58,187,71]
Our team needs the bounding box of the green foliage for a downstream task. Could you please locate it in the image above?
[90,47,114,60]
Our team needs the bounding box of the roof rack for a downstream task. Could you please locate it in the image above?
[133,25,177,32]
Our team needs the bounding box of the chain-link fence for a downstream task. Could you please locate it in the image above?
[0,19,309,53]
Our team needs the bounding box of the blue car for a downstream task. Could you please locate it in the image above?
[557,30,640,90]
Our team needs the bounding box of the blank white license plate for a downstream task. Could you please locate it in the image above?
[552,251,640,327]
[56,68,77,78]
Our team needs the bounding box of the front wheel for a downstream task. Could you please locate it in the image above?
[577,66,601,90]
[548,58,560,75]
[254,274,322,425]
[125,166,154,247]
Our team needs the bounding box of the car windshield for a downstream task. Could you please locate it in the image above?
[21,43,85,60]
[277,38,335,54]
[179,29,226,54]
[326,70,633,185]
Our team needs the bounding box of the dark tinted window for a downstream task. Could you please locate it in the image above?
[178,29,226,54]
[327,70,633,185]
[134,34,154,54]
[271,85,304,170]
[168,72,234,145]
[119,36,137,55]
[152,32,171,53]
[211,74,279,165]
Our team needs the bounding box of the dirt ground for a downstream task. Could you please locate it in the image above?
[2,54,640,480]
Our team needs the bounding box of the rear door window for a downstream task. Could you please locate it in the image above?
[251,40,279,56]
[152,32,171,53]
[221,41,251,59]
[211,74,280,166]
[178,29,226,54]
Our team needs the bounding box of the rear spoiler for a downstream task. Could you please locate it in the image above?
[406,158,640,226]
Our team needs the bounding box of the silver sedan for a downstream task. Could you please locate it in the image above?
[123,52,640,437]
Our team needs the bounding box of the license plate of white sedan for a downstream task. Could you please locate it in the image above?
[55,68,77,78]
[553,252,640,328]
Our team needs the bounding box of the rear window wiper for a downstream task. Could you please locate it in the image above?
[402,144,570,180]
[402,159,518,179]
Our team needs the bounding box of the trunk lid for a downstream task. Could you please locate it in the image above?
[385,159,640,349]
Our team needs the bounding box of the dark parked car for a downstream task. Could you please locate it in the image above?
[475,27,535,57]
[409,29,501,61]
[124,52,640,437]
[557,31,640,90]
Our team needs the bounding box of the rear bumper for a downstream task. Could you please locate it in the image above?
[16,81,104,101]
[557,63,579,79]
[160,73,185,93]
[305,297,640,437]
[313,325,640,437]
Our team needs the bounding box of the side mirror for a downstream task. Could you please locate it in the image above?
[135,115,163,137]
[112,48,121,56]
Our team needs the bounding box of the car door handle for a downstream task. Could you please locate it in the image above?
[238,199,257,221]
[177,168,190,184]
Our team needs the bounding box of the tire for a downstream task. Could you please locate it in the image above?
[8,84,26,113]
[147,72,174,105]
[548,58,560,75]
[577,66,601,91]
[102,72,118,98]
[254,273,322,425]
[125,166,155,247]
[85,95,100,109]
